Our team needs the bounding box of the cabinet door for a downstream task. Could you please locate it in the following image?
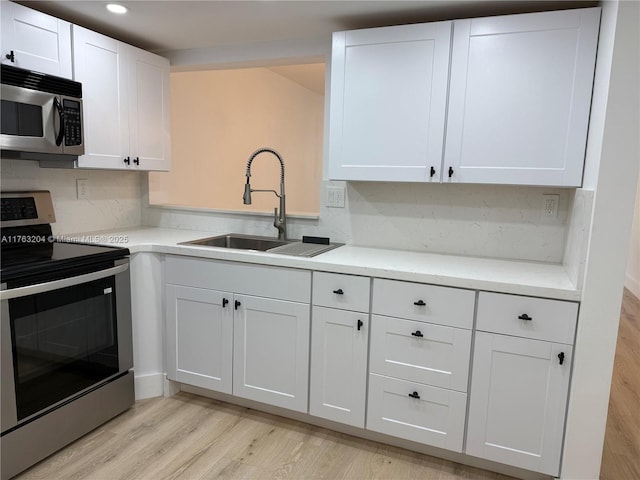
[73,26,130,169]
[329,22,451,182]
[127,45,171,171]
[233,295,310,412]
[466,332,573,476]
[445,8,600,186]
[309,307,368,427]
[1,1,72,78]
[166,285,233,393]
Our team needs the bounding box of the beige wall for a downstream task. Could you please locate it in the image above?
[149,67,323,215]
[626,172,640,297]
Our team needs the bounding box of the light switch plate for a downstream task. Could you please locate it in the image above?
[326,186,345,208]
[76,178,89,200]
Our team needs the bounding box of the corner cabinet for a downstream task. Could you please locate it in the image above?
[328,22,452,182]
[73,26,171,171]
[466,292,578,476]
[165,256,311,413]
[328,7,600,186]
[1,1,72,78]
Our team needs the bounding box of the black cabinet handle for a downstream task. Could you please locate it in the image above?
[408,391,420,399]
[357,319,363,331]
[133,157,140,165]
[430,166,436,178]
[414,300,426,306]
[333,289,344,295]
[411,330,423,338]
[518,313,533,321]
[234,300,241,310]
[123,156,131,165]
[5,50,15,62]
[222,298,229,308]
[558,352,565,365]
[448,166,454,178]
[53,97,64,147]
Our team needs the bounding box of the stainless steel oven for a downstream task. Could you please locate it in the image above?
[1,64,84,161]
[0,191,133,480]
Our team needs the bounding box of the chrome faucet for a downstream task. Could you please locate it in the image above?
[243,147,287,240]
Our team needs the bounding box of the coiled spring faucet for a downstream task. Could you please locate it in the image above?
[243,147,287,240]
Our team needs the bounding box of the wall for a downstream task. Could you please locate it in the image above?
[0,159,143,234]
[625,174,640,298]
[148,67,324,216]
[561,1,640,479]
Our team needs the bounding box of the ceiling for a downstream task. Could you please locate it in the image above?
[18,1,597,55]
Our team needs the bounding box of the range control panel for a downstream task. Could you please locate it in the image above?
[0,191,55,227]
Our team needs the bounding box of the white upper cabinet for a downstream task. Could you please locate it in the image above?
[72,26,129,169]
[73,27,171,171]
[328,8,600,187]
[445,8,600,186]
[127,45,171,171]
[1,1,72,78]
[329,22,452,182]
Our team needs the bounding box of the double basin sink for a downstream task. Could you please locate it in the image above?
[180,233,341,258]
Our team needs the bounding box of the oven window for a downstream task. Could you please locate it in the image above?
[1,99,44,137]
[9,276,119,420]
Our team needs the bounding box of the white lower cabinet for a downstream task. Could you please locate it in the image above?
[367,373,467,452]
[166,285,233,393]
[309,306,368,427]
[233,295,310,412]
[466,292,577,476]
[466,333,572,476]
[165,256,311,413]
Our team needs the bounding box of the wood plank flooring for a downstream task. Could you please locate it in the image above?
[15,290,640,480]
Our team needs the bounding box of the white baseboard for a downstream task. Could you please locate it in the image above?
[134,373,165,400]
[625,273,640,299]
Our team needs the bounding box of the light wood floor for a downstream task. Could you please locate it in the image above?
[15,290,640,480]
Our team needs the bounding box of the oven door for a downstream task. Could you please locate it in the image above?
[0,259,132,432]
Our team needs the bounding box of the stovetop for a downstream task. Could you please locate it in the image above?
[1,191,129,283]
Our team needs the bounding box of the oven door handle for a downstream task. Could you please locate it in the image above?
[0,263,128,301]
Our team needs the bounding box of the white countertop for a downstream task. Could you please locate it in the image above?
[62,227,580,301]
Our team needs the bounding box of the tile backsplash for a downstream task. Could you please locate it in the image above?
[1,159,579,265]
[1,159,143,234]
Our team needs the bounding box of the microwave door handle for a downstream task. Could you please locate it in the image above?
[53,97,65,147]
[0,263,128,301]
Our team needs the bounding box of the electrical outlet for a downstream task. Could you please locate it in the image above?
[326,186,345,208]
[76,179,89,200]
[542,194,559,220]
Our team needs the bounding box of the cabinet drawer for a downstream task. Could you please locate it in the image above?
[372,279,475,329]
[477,292,578,344]
[370,315,471,392]
[367,373,466,452]
[313,272,370,312]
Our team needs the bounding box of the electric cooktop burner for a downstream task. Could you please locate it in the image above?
[0,191,129,283]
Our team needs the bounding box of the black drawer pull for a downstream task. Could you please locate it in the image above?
[333,289,344,295]
[123,156,131,165]
[222,298,229,308]
[234,300,241,310]
[430,166,436,178]
[414,300,426,306]
[408,391,420,399]
[558,352,565,365]
[357,319,363,331]
[411,330,424,338]
[518,313,533,321]
[6,50,15,62]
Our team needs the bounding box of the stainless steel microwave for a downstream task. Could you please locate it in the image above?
[1,64,84,160]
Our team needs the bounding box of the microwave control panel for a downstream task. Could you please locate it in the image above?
[63,99,82,146]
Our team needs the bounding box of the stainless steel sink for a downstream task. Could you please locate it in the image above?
[179,233,342,257]
[180,233,291,251]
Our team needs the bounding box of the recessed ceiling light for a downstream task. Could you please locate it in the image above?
[106,4,127,14]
